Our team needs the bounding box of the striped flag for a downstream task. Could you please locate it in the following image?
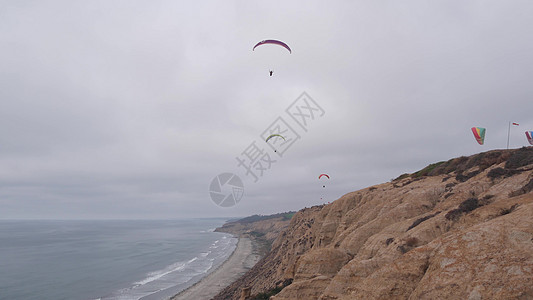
[512,122,519,126]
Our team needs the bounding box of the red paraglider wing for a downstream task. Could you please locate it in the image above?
[526,131,533,145]
[318,174,330,179]
[253,40,292,53]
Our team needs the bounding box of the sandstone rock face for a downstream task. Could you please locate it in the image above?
[214,147,533,300]
[293,248,351,280]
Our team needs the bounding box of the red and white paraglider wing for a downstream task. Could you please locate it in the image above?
[526,131,533,145]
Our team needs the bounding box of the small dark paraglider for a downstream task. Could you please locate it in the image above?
[319,174,330,201]
[269,70,273,76]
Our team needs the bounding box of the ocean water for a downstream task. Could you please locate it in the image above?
[0,219,236,300]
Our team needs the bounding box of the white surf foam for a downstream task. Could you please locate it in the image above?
[134,257,198,286]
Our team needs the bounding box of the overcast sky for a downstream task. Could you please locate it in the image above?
[1,1,532,219]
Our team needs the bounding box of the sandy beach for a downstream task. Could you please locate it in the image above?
[171,237,260,300]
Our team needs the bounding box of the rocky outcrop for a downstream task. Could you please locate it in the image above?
[214,147,533,300]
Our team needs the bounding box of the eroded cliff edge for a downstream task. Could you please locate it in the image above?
[215,212,295,260]
[214,147,533,300]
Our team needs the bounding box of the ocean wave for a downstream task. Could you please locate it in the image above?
[104,235,237,300]
[134,257,198,286]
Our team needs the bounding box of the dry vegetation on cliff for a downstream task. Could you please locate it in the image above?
[214,147,533,300]
[215,212,296,245]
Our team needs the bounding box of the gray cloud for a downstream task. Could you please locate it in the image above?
[1,0,532,219]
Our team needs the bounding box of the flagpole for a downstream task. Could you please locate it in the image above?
[507,121,511,149]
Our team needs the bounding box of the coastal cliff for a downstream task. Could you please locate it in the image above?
[214,147,533,300]
[215,212,295,245]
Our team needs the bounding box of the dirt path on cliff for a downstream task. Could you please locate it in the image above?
[171,237,260,300]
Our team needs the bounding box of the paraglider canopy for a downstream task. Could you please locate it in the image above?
[319,173,329,188]
[471,127,486,145]
[526,131,533,145]
[266,134,286,143]
[253,40,292,53]
[266,134,286,153]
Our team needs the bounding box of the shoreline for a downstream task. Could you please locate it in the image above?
[170,236,260,300]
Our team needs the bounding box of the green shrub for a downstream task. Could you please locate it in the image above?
[411,161,445,178]
[445,198,480,221]
[250,279,292,299]
[455,170,480,182]
[487,167,507,179]
[505,147,533,169]
[407,212,440,231]
[509,178,533,197]
[500,204,518,216]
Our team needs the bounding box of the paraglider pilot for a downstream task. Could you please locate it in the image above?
[269,70,273,76]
